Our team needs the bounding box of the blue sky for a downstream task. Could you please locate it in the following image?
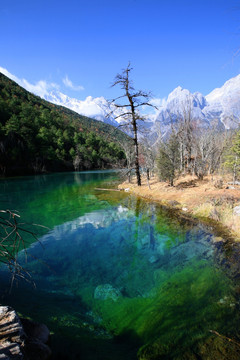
[1,0,240,101]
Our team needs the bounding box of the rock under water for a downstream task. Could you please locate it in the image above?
[94,284,122,302]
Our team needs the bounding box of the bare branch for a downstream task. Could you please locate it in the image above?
[131,91,151,98]
[108,64,155,186]
[134,102,158,109]
[114,112,132,120]
[110,94,128,102]
[111,103,131,108]
[0,209,47,286]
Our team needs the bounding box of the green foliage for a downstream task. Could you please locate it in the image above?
[223,130,240,182]
[157,132,180,186]
[0,73,127,175]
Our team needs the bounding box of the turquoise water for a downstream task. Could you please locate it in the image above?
[0,171,239,359]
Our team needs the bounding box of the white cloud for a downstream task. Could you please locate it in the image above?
[0,66,59,98]
[62,75,84,91]
[68,96,103,117]
[0,66,142,125]
[150,97,167,108]
[140,97,167,121]
[0,66,103,119]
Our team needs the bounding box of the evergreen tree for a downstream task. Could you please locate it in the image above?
[0,72,127,175]
[224,130,240,184]
[157,132,180,186]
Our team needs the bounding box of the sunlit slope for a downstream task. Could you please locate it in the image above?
[0,73,130,175]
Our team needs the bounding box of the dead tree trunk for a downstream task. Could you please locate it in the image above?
[109,63,157,186]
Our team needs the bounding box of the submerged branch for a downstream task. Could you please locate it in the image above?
[209,330,240,348]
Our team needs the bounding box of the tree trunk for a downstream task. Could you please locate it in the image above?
[132,118,141,186]
[146,169,151,189]
[180,143,184,173]
[146,168,150,181]
[233,158,237,185]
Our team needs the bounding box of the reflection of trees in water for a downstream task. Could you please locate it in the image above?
[126,196,194,250]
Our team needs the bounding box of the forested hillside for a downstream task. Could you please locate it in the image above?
[0,73,128,175]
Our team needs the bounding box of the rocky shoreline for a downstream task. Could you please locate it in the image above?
[0,306,51,360]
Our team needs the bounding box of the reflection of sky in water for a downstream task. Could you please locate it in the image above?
[21,203,215,303]
[0,171,239,360]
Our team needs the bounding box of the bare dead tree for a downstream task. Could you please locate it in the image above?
[139,137,157,188]
[176,101,196,175]
[110,63,156,186]
[193,128,226,180]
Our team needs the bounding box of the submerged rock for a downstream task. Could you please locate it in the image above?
[0,306,51,360]
[94,284,122,302]
[148,255,159,264]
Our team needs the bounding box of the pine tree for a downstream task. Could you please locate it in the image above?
[157,132,180,186]
[224,130,240,184]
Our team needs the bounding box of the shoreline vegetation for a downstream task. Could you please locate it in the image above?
[118,174,240,241]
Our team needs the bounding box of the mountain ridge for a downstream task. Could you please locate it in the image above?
[0,72,129,175]
[1,67,240,141]
[41,73,240,137]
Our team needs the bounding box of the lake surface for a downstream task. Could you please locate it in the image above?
[0,171,240,359]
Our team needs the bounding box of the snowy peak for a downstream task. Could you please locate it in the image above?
[2,64,240,135]
[151,74,240,140]
[167,86,184,98]
[206,74,240,104]
[155,86,206,125]
[38,71,240,134]
[167,86,191,105]
[163,86,206,115]
[44,91,121,127]
[45,91,107,118]
[193,92,207,110]
[204,74,240,129]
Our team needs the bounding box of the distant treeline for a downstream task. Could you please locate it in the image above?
[0,73,129,176]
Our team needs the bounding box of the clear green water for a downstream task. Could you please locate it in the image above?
[0,171,239,359]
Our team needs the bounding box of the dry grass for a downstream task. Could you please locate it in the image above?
[119,174,240,240]
[193,203,215,218]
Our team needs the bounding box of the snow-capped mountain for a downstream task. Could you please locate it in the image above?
[1,65,240,139]
[44,91,120,127]
[151,74,240,141]
[205,74,240,129]
[44,89,155,136]
[152,86,210,139]
[43,74,240,141]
